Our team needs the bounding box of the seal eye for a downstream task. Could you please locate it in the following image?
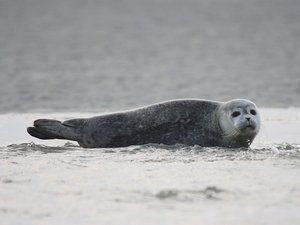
[231,111,241,117]
[250,109,256,115]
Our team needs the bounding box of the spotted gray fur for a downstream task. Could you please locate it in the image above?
[27,99,260,148]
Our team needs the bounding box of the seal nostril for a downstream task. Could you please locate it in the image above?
[245,117,251,121]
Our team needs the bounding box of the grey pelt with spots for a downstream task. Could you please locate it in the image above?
[27,99,260,148]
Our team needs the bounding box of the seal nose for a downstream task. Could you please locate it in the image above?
[245,117,251,121]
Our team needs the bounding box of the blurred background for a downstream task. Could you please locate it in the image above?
[0,0,299,113]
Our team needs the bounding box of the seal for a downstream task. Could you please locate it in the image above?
[27,99,260,148]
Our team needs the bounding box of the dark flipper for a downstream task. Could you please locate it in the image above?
[27,127,61,139]
[27,119,83,141]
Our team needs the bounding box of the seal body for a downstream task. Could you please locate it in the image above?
[27,99,260,148]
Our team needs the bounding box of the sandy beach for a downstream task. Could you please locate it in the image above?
[0,0,299,224]
[0,109,300,225]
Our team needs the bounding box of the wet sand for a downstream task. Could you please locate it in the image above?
[0,109,300,225]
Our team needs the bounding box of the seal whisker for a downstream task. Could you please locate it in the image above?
[221,127,239,137]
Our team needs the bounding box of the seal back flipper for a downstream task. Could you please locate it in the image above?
[27,127,62,139]
[27,119,81,141]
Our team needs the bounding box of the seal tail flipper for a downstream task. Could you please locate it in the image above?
[27,119,83,141]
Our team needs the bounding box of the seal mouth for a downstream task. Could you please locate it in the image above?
[240,124,256,132]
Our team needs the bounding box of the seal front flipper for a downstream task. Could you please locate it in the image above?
[27,119,83,141]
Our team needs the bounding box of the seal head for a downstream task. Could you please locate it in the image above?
[218,99,260,147]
